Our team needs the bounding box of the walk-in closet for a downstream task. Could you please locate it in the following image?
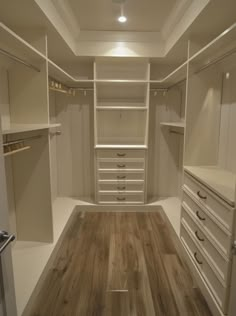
[0,1,236,316]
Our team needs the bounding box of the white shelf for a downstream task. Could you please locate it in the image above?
[95,145,147,149]
[96,79,148,84]
[184,166,236,207]
[2,123,61,135]
[150,61,188,89]
[160,121,185,128]
[189,22,236,71]
[96,106,148,111]
[0,22,46,65]
[48,58,94,87]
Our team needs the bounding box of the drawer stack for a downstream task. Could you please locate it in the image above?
[181,171,235,315]
[96,149,146,204]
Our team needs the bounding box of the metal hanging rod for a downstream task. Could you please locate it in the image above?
[3,135,42,146]
[0,48,40,72]
[150,88,168,92]
[170,130,184,136]
[73,87,94,91]
[193,46,236,76]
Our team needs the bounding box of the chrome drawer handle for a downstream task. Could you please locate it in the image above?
[196,211,206,221]
[117,175,126,179]
[117,197,126,201]
[0,231,15,254]
[117,153,126,157]
[195,231,205,242]
[197,191,207,200]
[194,252,203,265]
[117,164,126,168]
[117,186,126,190]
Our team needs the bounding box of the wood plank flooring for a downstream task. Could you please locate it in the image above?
[27,210,212,316]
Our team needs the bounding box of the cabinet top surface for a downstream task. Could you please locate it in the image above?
[184,166,236,207]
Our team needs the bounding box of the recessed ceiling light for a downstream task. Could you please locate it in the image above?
[118,15,127,23]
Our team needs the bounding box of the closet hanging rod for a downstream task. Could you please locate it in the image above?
[170,130,184,136]
[3,135,42,146]
[193,46,236,76]
[73,87,94,91]
[0,48,40,72]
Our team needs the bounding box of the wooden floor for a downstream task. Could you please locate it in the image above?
[27,210,212,316]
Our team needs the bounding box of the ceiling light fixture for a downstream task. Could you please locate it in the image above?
[118,15,127,23]
[118,1,127,23]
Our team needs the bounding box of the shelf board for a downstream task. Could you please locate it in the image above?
[95,145,148,149]
[189,22,236,72]
[96,106,148,111]
[95,79,148,84]
[150,61,188,89]
[160,121,185,128]
[0,22,46,66]
[184,166,236,207]
[2,123,61,135]
[48,59,94,87]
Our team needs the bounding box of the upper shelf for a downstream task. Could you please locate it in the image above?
[2,123,61,135]
[0,23,46,68]
[189,22,236,72]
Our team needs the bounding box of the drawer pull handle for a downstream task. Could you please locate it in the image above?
[197,191,207,200]
[117,175,126,179]
[117,153,126,157]
[117,186,126,190]
[117,197,126,201]
[194,252,203,265]
[195,231,205,242]
[117,164,126,168]
[196,211,206,221]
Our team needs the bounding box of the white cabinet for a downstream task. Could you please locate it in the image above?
[94,59,150,204]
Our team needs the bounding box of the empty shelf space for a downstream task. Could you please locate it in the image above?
[184,166,236,206]
[160,121,185,128]
[2,123,61,135]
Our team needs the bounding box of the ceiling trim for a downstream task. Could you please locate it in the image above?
[51,0,81,39]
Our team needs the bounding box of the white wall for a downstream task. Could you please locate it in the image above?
[51,91,94,200]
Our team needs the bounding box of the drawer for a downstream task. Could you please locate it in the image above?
[184,173,234,232]
[98,172,144,181]
[98,193,144,204]
[183,190,232,258]
[181,225,228,312]
[97,149,145,159]
[99,182,144,192]
[181,207,230,284]
[98,159,144,170]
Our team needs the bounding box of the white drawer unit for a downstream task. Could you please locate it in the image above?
[181,170,236,316]
[95,149,147,204]
[182,190,232,258]
[98,182,144,192]
[181,207,230,284]
[97,158,145,170]
[184,172,235,232]
[98,192,144,204]
[97,149,145,159]
[181,225,229,313]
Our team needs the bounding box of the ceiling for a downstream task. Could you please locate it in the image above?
[68,0,177,32]
[0,0,236,65]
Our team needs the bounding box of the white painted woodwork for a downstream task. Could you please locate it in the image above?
[0,109,17,316]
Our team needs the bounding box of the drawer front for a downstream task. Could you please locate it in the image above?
[182,191,232,258]
[181,207,230,284]
[98,159,144,170]
[181,225,228,312]
[184,173,234,232]
[97,149,145,159]
[98,172,144,181]
[99,182,144,192]
[98,193,144,204]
